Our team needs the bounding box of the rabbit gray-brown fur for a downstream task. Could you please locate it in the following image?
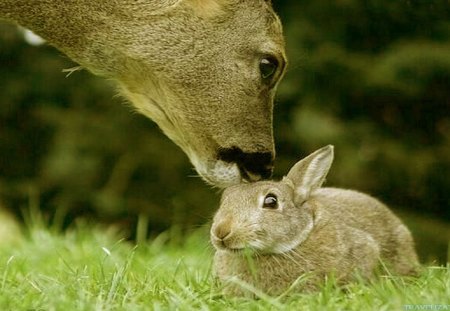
[211,145,419,297]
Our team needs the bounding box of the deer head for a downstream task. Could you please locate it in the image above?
[0,0,287,187]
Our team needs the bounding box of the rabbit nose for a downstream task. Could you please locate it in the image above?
[213,220,232,241]
[214,225,231,241]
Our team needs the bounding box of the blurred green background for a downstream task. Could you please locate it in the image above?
[0,1,449,263]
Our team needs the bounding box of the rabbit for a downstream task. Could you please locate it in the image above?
[210,145,419,297]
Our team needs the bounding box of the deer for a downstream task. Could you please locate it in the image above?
[0,0,287,188]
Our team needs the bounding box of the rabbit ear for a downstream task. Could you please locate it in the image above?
[285,145,334,201]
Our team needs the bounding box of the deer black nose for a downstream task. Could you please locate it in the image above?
[218,147,274,181]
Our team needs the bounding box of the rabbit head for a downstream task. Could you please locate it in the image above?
[211,145,334,254]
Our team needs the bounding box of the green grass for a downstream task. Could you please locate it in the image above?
[0,220,449,311]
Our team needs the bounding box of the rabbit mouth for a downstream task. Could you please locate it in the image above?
[212,237,258,253]
[221,246,260,255]
[228,247,246,253]
[213,240,247,252]
[213,239,269,255]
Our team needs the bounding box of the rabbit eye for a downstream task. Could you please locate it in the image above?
[263,194,278,209]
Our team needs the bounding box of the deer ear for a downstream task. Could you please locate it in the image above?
[285,145,334,201]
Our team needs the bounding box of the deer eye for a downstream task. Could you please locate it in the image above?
[259,56,279,82]
[262,193,278,209]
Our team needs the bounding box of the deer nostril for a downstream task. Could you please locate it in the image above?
[217,147,274,182]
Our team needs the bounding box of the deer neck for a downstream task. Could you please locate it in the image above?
[0,0,181,77]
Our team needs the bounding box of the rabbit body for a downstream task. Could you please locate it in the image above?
[211,146,419,297]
